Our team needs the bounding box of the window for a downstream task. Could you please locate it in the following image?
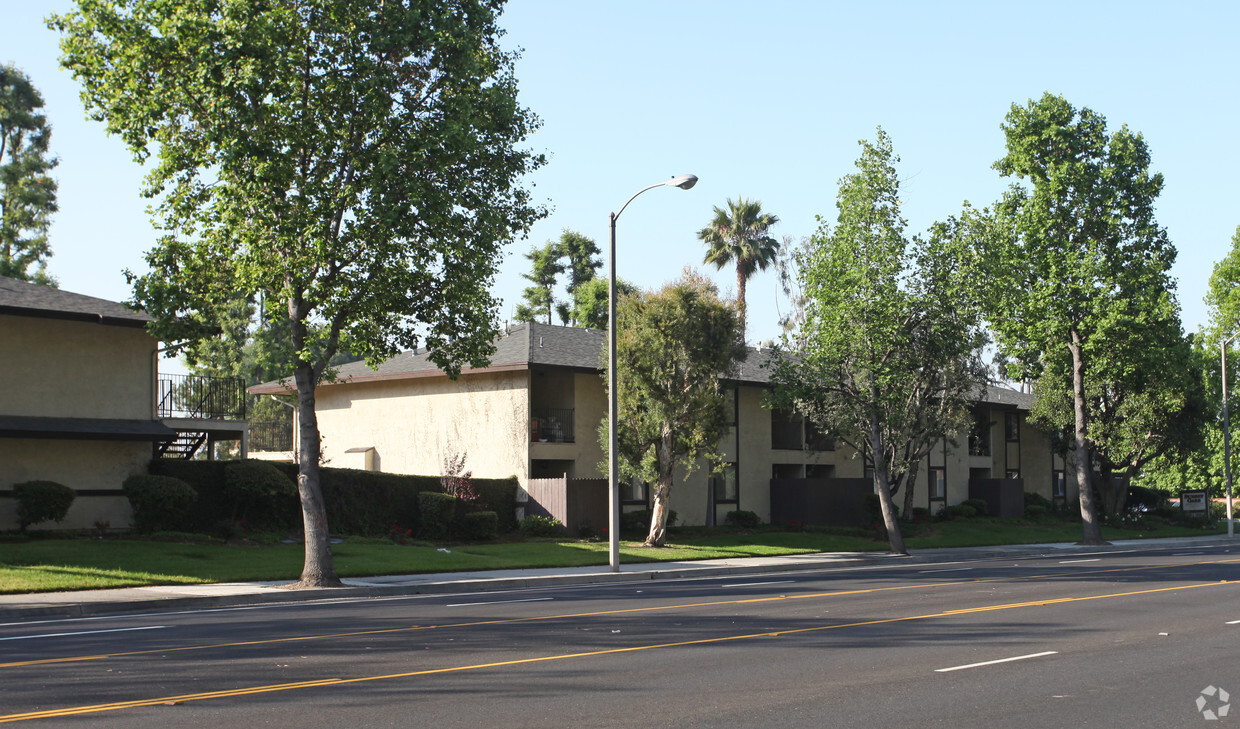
[771,408,803,450]
[724,387,737,426]
[621,479,648,506]
[1005,469,1021,480]
[772,463,804,480]
[805,419,834,452]
[929,467,946,500]
[806,463,835,479]
[968,413,991,457]
[1005,412,1021,442]
[1052,470,1066,500]
[712,464,738,504]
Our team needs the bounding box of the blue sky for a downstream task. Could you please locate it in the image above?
[3,1,1238,363]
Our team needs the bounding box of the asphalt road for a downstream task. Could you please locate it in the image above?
[2,544,1238,728]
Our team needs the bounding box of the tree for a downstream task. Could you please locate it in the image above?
[605,270,744,546]
[570,276,636,330]
[555,229,602,325]
[0,64,58,285]
[768,128,987,555]
[514,240,564,324]
[697,197,779,342]
[52,0,545,587]
[981,93,1178,545]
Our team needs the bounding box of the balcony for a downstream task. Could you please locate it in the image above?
[158,373,246,420]
[531,408,574,443]
[250,420,293,452]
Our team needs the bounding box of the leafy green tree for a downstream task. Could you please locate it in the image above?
[604,270,744,546]
[514,240,564,324]
[555,229,602,325]
[981,93,1178,544]
[697,197,779,342]
[0,64,58,285]
[570,276,636,330]
[52,0,545,586]
[769,129,987,555]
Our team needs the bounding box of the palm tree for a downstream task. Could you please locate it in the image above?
[697,198,780,342]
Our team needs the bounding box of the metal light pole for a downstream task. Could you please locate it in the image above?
[607,174,698,572]
[1224,336,1236,538]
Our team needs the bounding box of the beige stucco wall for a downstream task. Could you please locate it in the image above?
[0,439,147,530]
[0,314,156,419]
[312,370,529,485]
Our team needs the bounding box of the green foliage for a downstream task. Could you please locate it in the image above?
[941,503,979,520]
[979,94,1186,542]
[570,277,636,330]
[770,128,987,556]
[514,240,566,324]
[724,510,762,528]
[461,511,499,541]
[619,508,678,533]
[13,480,75,531]
[519,514,565,537]
[605,270,745,546]
[697,197,780,340]
[1025,504,1049,519]
[418,492,458,541]
[0,63,58,285]
[51,0,546,584]
[123,475,197,534]
[962,498,991,516]
[224,461,297,527]
[148,460,517,537]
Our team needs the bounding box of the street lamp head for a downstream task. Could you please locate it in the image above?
[668,174,698,190]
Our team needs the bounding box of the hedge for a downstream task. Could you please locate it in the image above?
[147,460,518,537]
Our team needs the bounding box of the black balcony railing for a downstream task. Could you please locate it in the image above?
[531,408,574,443]
[158,373,247,420]
[250,420,294,452]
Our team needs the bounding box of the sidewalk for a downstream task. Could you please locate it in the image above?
[1,534,1233,622]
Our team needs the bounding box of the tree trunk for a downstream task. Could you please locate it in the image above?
[871,412,907,555]
[644,429,675,547]
[291,360,342,588]
[736,268,748,343]
[1069,334,1107,545]
[902,457,922,520]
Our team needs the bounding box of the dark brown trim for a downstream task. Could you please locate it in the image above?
[0,305,150,329]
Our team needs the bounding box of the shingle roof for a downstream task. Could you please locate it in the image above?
[0,275,150,328]
[249,320,1031,409]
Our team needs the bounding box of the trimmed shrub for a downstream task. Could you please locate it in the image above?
[946,503,978,519]
[13,480,76,531]
[224,461,298,528]
[724,510,762,528]
[418,492,458,540]
[147,460,519,537]
[1025,504,1048,519]
[520,514,565,537]
[962,498,991,516]
[864,494,899,525]
[620,508,677,534]
[1126,485,1168,513]
[123,475,197,533]
[461,511,499,541]
[1024,491,1054,511]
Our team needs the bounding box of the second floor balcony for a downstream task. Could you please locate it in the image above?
[531,408,574,443]
[158,373,247,420]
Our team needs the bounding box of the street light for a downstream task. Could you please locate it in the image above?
[1223,336,1236,538]
[607,174,698,572]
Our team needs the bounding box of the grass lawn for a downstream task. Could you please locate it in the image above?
[0,518,1225,595]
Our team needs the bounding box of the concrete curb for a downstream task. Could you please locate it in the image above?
[1,534,1233,622]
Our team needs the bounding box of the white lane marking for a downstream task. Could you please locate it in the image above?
[1173,552,1204,556]
[1226,620,1240,625]
[723,581,796,588]
[0,625,166,642]
[1059,559,1101,564]
[936,651,1058,673]
[445,597,554,607]
[919,567,975,574]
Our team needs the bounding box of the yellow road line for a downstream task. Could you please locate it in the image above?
[2,579,1232,724]
[3,556,1237,671]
